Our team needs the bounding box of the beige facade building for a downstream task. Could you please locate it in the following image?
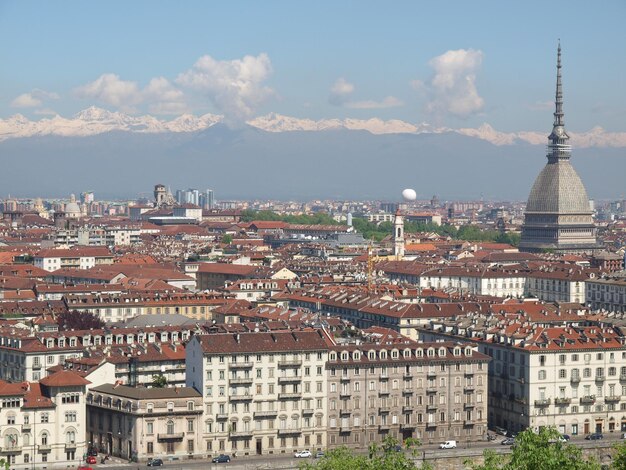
[86,385,203,461]
[326,341,490,449]
[186,331,330,457]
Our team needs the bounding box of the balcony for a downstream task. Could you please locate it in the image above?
[400,423,416,430]
[278,359,302,368]
[595,375,606,383]
[378,390,390,397]
[230,430,254,438]
[157,432,184,441]
[378,424,391,431]
[339,408,351,416]
[570,376,581,384]
[340,376,350,382]
[278,392,302,400]
[379,406,390,414]
[32,363,41,370]
[464,371,474,378]
[464,385,475,393]
[534,398,551,407]
[426,387,438,394]
[216,413,229,421]
[65,442,77,451]
[427,372,437,379]
[302,408,314,415]
[620,374,626,382]
[605,395,621,403]
[230,394,253,401]
[463,420,474,427]
[402,405,414,413]
[339,426,352,433]
[38,444,51,453]
[425,422,437,429]
[379,375,389,381]
[580,395,596,404]
[278,376,302,384]
[253,410,277,419]
[514,397,527,405]
[463,402,475,409]
[0,446,21,454]
[229,362,253,369]
[277,428,302,436]
[340,391,351,399]
[22,423,31,432]
[426,403,437,411]
[402,389,414,395]
[554,397,571,406]
[229,377,253,385]
[403,372,413,379]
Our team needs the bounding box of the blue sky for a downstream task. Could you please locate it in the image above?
[1,0,625,132]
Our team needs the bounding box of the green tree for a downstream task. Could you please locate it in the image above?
[612,440,626,469]
[465,428,600,470]
[151,374,167,388]
[221,234,233,244]
[299,435,429,470]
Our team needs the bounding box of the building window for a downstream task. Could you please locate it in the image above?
[147,442,153,454]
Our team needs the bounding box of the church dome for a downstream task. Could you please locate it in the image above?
[65,194,82,218]
[525,160,591,214]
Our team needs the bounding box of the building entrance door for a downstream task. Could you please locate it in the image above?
[256,439,262,455]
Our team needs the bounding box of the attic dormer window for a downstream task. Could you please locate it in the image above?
[465,347,472,356]
[341,352,349,361]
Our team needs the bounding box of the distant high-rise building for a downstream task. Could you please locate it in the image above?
[80,191,94,204]
[520,44,600,254]
[175,189,184,205]
[206,189,214,210]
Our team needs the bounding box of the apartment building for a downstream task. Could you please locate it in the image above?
[34,247,115,272]
[0,370,89,470]
[186,330,330,456]
[420,314,626,437]
[326,341,490,449]
[586,276,626,313]
[86,384,203,460]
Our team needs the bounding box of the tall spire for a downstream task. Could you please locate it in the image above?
[547,40,570,161]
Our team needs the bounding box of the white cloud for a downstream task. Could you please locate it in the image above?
[417,49,484,118]
[75,74,187,115]
[347,96,404,109]
[176,53,273,125]
[527,100,553,111]
[75,73,141,111]
[11,89,59,108]
[328,78,355,106]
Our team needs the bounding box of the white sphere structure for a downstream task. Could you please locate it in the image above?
[402,188,417,201]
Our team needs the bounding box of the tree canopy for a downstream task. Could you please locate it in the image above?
[465,428,600,470]
[299,436,429,470]
[56,309,105,331]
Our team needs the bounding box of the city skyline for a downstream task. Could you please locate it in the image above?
[2,1,626,134]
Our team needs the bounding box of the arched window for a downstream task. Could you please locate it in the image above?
[166,420,175,434]
[66,430,76,444]
[4,432,18,449]
[41,432,48,445]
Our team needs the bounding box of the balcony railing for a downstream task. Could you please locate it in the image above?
[302,408,314,415]
[230,430,254,438]
[229,362,253,369]
[464,402,475,409]
[463,420,474,426]
[605,395,621,403]
[619,374,626,382]
[402,389,414,395]
[402,405,414,413]
[464,385,475,393]
[0,446,21,454]
[379,406,390,414]
[253,410,277,419]
[555,397,571,405]
[216,413,229,421]
[400,423,416,430]
[339,409,351,416]
[595,375,606,383]
[65,442,77,451]
[229,377,253,385]
[534,398,551,407]
[339,426,352,433]
[278,392,302,400]
[157,432,184,441]
[278,376,302,384]
[230,394,253,401]
[570,376,581,383]
[580,395,596,404]
[278,359,302,368]
[277,428,302,435]
[37,444,51,453]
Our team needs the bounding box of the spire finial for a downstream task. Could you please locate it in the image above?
[547,41,570,161]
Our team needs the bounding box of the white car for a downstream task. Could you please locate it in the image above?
[295,450,312,458]
[439,440,457,449]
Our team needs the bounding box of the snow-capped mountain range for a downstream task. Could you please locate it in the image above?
[1,106,625,148]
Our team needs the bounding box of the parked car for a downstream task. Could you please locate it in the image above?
[295,450,312,458]
[439,440,457,449]
[88,449,98,457]
[147,458,164,467]
[585,433,604,440]
[86,456,97,465]
[211,454,231,463]
[315,451,325,459]
[501,438,515,446]
[494,426,507,436]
